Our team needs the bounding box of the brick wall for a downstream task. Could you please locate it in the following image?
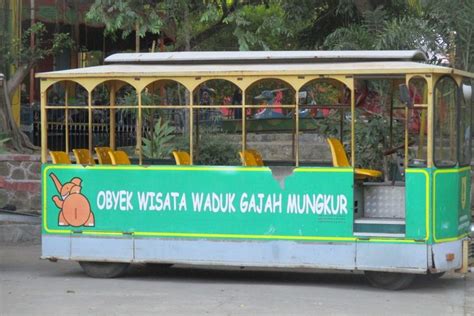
[0,154,41,214]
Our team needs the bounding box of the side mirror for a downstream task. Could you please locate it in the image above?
[399,84,413,108]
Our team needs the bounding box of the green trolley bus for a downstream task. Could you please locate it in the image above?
[37,50,473,290]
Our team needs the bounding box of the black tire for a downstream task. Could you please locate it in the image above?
[146,263,173,269]
[422,271,445,281]
[364,271,416,290]
[79,261,129,278]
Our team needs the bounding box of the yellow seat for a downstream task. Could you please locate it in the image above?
[108,150,131,165]
[49,151,72,164]
[247,149,264,166]
[172,151,191,165]
[326,138,382,180]
[239,150,258,167]
[73,148,95,165]
[95,147,112,164]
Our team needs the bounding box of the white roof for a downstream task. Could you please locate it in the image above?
[37,61,455,78]
[105,50,427,64]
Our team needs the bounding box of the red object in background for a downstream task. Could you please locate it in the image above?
[320,108,331,117]
[273,90,283,114]
[220,96,232,118]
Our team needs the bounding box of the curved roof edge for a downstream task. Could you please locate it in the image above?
[104,50,428,64]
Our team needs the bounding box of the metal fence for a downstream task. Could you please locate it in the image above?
[31,107,226,151]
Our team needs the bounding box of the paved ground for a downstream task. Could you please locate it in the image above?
[1,243,473,316]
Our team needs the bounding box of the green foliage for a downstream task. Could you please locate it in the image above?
[323,24,373,50]
[224,3,292,51]
[323,6,442,53]
[0,22,72,74]
[86,0,300,51]
[321,0,474,71]
[309,108,405,171]
[353,112,405,170]
[195,131,240,166]
[142,118,175,159]
[428,0,474,71]
[86,0,167,38]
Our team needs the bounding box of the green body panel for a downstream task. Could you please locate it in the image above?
[433,167,471,242]
[405,169,430,240]
[41,164,470,244]
[42,165,354,240]
[221,118,319,133]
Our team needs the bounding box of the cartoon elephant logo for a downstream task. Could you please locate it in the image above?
[50,173,95,227]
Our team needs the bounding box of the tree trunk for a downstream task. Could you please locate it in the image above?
[7,64,31,99]
[0,73,38,153]
[183,4,191,136]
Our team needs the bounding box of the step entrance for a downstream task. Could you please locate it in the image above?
[354,182,406,237]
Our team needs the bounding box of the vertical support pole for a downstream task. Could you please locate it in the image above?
[137,89,142,165]
[389,81,394,148]
[295,92,299,167]
[427,75,434,168]
[65,84,69,153]
[350,79,355,167]
[29,0,35,106]
[242,90,246,152]
[417,80,428,159]
[404,107,409,169]
[195,108,199,150]
[189,92,194,164]
[404,75,410,169]
[40,84,47,163]
[110,83,116,149]
[88,91,92,155]
[339,109,344,142]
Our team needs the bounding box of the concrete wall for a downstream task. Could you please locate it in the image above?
[0,154,41,213]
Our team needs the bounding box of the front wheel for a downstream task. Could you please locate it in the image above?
[364,271,416,290]
[79,261,130,278]
[422,271,445,281]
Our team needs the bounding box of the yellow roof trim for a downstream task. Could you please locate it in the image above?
[36,62,469,79]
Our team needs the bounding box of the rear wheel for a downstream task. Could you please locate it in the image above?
[364,271,416,290]
[79,261,129,278]
[146,263,173,269]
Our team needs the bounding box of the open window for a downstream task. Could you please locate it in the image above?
[45,80,88,152]
[243,78,296,165]
[298,78,350,165]
[90,80,139,163]
[407,77,428,168]
[140,80,190,164]
[192,79,242,166]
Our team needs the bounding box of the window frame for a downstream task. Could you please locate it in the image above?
[433,75,459,168]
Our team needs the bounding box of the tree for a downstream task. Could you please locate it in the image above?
[428,0,474,72]
[0,22,72,152]
[85,0,295,51]
[323,6,443,54]
[321,0,474,71]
